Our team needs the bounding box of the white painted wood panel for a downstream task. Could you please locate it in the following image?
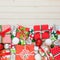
[0,0,60,24]
[0,0,60,6]
[0,12,60,19]
[0,7,60,12]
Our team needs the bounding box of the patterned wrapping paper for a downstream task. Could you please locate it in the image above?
[0,25,60,60]
[16,44,34,60]
[0,25,11,43]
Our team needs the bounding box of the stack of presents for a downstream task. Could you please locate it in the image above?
[0,25,60,60]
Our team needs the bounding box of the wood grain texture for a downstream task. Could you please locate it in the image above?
[0,0,60,20]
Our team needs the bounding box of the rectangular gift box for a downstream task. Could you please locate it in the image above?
[16,44,35,60]
[2,25,11,44]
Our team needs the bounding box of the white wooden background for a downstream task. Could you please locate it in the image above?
[0,0,60,25]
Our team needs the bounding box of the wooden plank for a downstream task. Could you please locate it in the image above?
[0,0,60,6]
[0,12,60,18]
[0,20,59,26]
[0,7,60,12]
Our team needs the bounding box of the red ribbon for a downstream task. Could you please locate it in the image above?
[0,28,11,37]
[0,52,10,56]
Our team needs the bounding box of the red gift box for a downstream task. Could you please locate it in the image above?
[34,32,40,40]
[34,25,40,31]
[42,31,50,39]
[41,25,48,30]
[0,50,10,60]
[16,44,34,60]
[16,26,29,40]
[50,46,60,55]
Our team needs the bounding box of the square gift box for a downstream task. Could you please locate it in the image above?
[33,25,50,39]
[16,44,35,60]
[16,26,29,40]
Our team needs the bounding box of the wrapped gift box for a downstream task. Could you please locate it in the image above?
[16,44,35,60]
[1,25,11,43]
[33,25,50,40]
[16,26,29,40]
[50,46,60,55]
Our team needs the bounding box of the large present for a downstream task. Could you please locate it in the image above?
[16,44,35,60]
[33,25,51,40]
[0,25,11,44]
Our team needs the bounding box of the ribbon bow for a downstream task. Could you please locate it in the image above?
[0,28,11,37]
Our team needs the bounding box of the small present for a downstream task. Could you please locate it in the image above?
[41,25,48,30]
[42,31,50,39]
[16,44,35,60]
[34,25,40,31]
[50,46,60,55]
[16,26,29,40]
[0,25,11,44]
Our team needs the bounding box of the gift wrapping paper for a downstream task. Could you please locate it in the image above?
[0,25,60,60]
